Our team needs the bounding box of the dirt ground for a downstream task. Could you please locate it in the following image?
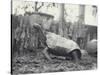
[12,49,97,74]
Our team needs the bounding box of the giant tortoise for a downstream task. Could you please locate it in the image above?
[33,23,81,62]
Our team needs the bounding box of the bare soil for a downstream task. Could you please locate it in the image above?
[12,49,97,74]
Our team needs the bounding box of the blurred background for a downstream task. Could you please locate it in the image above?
[12,0,97,49]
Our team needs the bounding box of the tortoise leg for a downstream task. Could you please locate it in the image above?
[42,47,52,61]
[70,50,81,63]
[72,51,79,62]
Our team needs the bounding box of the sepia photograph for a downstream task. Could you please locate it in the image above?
[11,0,97,74]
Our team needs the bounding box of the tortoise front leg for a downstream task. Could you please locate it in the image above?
[42,47,52,61]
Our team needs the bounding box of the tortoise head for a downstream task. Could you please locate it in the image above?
[33,23,47,47]
[33,23,42,30]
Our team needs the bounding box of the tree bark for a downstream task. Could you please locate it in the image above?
[77,5,85,49]
[34,2,44,12]
[58,4,68,38]
[58,4,64,37]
